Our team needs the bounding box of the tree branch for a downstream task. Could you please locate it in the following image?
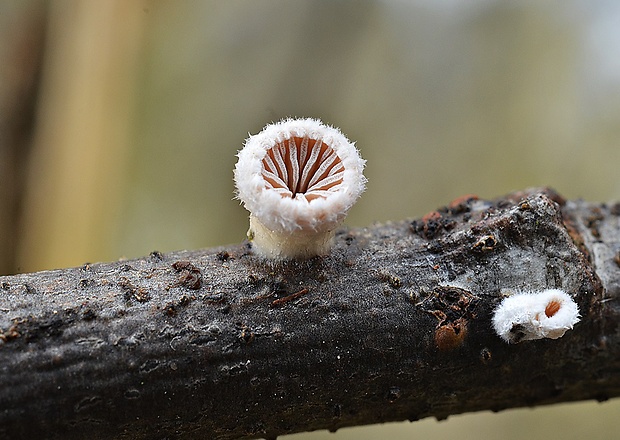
[1,188,619,439]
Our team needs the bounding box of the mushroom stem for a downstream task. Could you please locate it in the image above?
[248,214,335,259]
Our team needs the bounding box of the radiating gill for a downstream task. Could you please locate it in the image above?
[262,136,344,201]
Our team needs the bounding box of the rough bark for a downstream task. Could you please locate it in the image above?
[0,188,619,440]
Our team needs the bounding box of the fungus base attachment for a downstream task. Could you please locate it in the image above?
[248,214,335,259]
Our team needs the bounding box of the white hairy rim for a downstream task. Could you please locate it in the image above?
[234,118,366,234]
[492,289,580,343]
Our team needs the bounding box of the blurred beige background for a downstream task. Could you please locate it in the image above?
[1,0,619,439]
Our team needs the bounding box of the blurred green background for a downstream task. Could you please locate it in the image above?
[1,0,619,439]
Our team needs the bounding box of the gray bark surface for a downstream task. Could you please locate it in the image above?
[0,188,619,439]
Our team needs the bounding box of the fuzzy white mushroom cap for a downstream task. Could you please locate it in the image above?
[234,118,366,259]
[492,289,580,343]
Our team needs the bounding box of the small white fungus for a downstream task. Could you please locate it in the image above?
[492,289,580,344]
[234,118,366,259]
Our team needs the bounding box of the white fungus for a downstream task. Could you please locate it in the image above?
[492,289,580,343]
[234,118,366,259]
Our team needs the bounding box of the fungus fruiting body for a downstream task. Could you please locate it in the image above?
[492,289,580,343]
[234,118,366,259]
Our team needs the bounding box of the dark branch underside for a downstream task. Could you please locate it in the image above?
[0,188,619,439]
